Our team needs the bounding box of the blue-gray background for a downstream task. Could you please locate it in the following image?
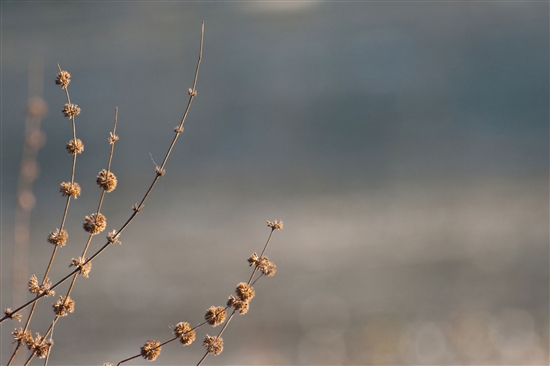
[1,2,548,365]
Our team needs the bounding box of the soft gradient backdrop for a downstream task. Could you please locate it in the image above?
[1,2,548,365]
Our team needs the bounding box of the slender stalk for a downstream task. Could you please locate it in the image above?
[1,21,204,324]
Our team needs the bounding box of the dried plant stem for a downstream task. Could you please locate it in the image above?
[1,22,205,325]
[7,64,80,366]
[115,223,279,366]
[22,110,120,365]
[248,228,274,284]
[196,309,237,366]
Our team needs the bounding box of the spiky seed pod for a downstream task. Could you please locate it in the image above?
[66,138,84,154]
[28,333,52,359]
[248,252,259,266]
[96,169,117,192]
[53,296,74,317]
[203,335,223,355]
[60,182,81,198]
[3,308,21,322]
[47,228,68,246]
[108,132,119,145]
[62,103,80,118]
[267,220,283,230]
[236,282,255,302]
[55,70,71,89]
[140,340,161,361]
[227,295,249,315]
[28,275,40,294]
[12,328,32,344]
[106,230,121,245]
[70,257,92,278]
[28,275,54,297]
[257,256,277,277]
[263,261,277,276]
[83,213,107,235]
[205,306,226,327]
[173,322,195,345]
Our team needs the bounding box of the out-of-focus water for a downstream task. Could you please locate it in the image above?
[2,2,548,365]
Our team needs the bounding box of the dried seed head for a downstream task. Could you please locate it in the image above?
[188,88,197,97]
[263,260,277,277]
[203,335,223,355]
[205,306,226,327]
[70,257,92,278]
[28,333,52,359]
[155,166,165,176]
[106,230,121,245]
[267,220,283,230]
[47,228,68,246]
[257,256,277,277]
[55,70,71,89]
[227,295,249,315]
[60,182,81,198]
[174,126,184,134]
[96,169,117,192]
[53,296,75,317]
[173,322,195,345]
[3,308,21,322]
[236,282,255,302]
[108,132,119,145]
[248,252,259,266]
[132,203,143,212]
[141,340,161,361]
[62,103,80,118]
[66,138,84,154]
[12,328,32,344]
[83,213,107,235]
[28,275,54,297]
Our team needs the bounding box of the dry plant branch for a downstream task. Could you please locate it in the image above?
[2,21,204,325]
[111,221,282,366]
[4,21,282,366]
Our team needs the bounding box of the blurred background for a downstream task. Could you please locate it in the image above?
[1,2,548,365]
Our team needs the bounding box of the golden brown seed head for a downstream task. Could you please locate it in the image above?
[236,282,255,302]
[66,138,84,154]
[173,322,195,345]
[53,296,75,317]
[227,295,249,315]
[267,220,283,230]
[248,252,259,266]
[106,230,121,245]
[60,182,81,198]
[205,306,226,327]
[47,228,68,246]
[108,132,119,145]
[3,308,22,322]
[257,256,277,277]
[29,333,52,359]
[140,340,161,361]
[70,257,92,278]
[12,328,32,344]
[28,275,54,297]
[55,70,71,89]
[96,169,117,192]
[62,103,80,118]
[203,335,223,355]
[83,213,107,235]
